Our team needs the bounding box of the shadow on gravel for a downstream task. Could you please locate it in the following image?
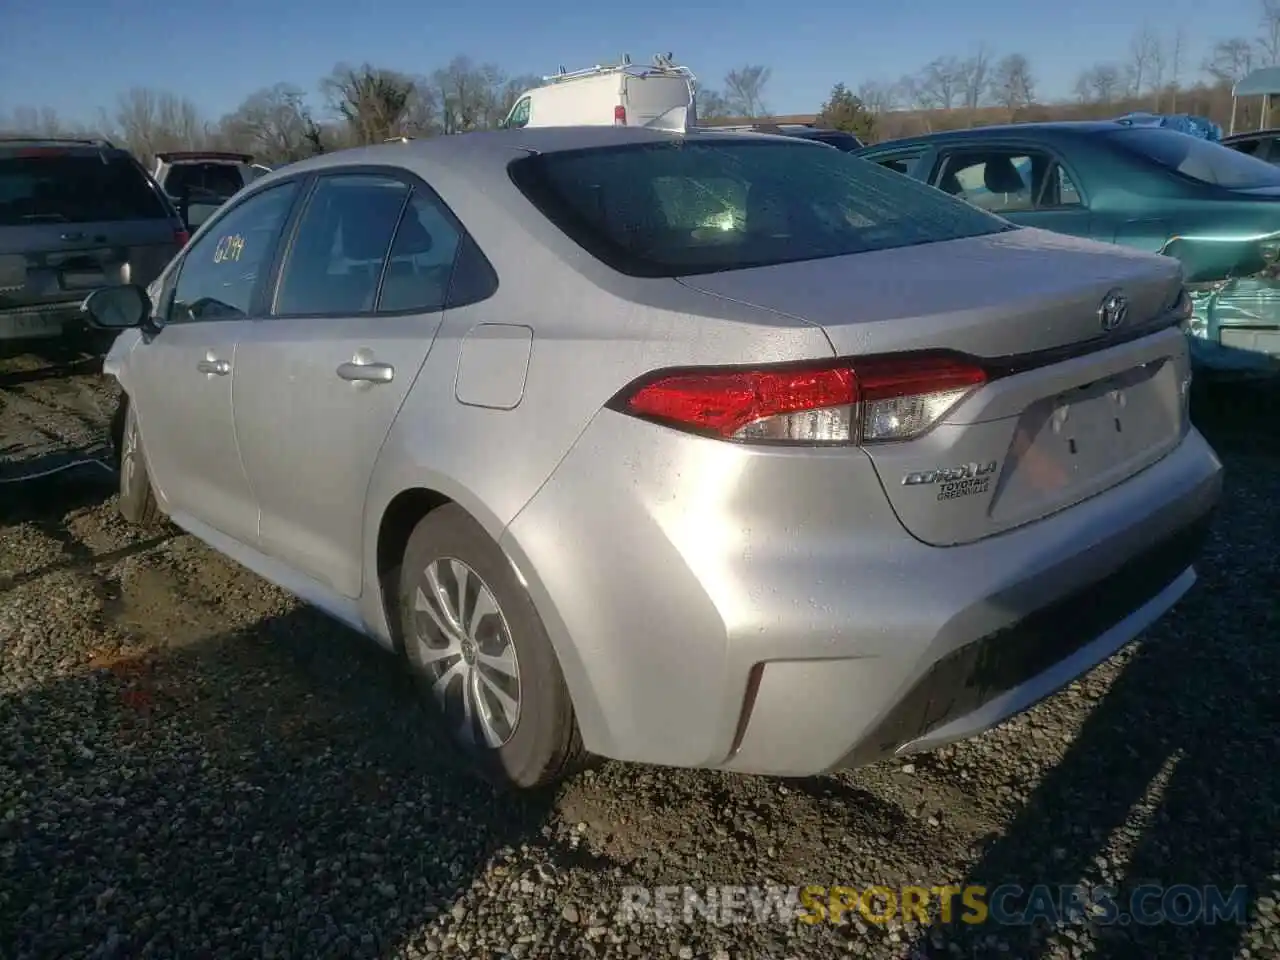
[0,606,561,959]
[915,381,1280,959]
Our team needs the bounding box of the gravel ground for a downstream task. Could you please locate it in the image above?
[1,348,1277,960]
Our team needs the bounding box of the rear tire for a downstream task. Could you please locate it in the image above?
[114,398,160,527]
[397,504,586,790]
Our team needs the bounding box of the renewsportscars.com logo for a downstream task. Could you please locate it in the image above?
[617,883,1251,928]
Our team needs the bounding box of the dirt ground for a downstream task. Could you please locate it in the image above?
[1,347,1277,960]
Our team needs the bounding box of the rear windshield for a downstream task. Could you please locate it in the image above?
[1107,128,1280,189]
[509,139,1012,277]
[0,152,171,225]
[163,162,245,204]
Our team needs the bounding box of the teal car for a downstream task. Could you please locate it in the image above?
[856,121,1280,377]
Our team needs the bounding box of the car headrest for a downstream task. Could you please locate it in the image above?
[983,156,1026,194]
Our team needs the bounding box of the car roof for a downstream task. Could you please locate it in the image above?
[254,125,813,182]
[862,120,1126,152]
[1221,128,1280,143]
[0,136,127,157]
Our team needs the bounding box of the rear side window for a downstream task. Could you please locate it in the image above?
[509,140,1012,278]
[0,152,171,225]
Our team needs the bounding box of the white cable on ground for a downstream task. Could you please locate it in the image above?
[0,458,114,484]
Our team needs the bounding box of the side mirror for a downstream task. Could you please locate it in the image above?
[81,284,150,330]
[496,118,508,129]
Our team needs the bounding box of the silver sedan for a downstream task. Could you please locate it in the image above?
[83,125,1222,790]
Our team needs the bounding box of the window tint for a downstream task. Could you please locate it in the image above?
[275,174,409,316]
[169,181,298,323]
[0,152,170,226]
[1108,128,1280,189]
[377,189,463,313]
[509,140,1011,278]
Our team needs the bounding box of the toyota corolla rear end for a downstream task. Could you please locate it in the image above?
[496,133,1223,776]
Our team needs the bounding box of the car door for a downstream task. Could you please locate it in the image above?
[230,169,467,598]
[124,179,301,544]
[931,146,1094,239]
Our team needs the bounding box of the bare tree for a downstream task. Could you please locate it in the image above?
[1127,25,1160,98]
[433,57,503,134]
[1074,64,1123,104]
[723,65,771,117]
[989,54,1035,115]
[1149,34,1167,110]
[323,63,417,144]
[917,57,964,110]
[1204,38,1256,87]
[1169,26,1187,110]
[856,80,897,114]
[221,84,320,163]
[1260,0,1280,66]
[113,88,207,162]
[692,80,732,120]
[958,45,992,110]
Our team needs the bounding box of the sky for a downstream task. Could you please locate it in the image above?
[0,0,1269,125]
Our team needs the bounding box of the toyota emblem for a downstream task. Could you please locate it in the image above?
[1098,289,1128,333]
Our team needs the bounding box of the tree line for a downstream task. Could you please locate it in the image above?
[814,0,1280,141]
[0,59,770,168]
[5,1,1280,163]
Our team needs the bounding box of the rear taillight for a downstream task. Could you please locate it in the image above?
[174,229,190,247]
[616,354,987,445]
[614,105,627,126]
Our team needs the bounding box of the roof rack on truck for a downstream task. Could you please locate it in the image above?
[543,53,696,85]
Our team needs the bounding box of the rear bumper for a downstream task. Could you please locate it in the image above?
[0,302,89,342]
[1188,279,1280,376]
[501,414,1223,776]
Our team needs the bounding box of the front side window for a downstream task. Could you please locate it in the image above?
[274,174,409,316]
[0,152,170,225]
[508,98,531,129]
[1108,128,1280,189]
[509,140,1012,278]
[168,181,299,323]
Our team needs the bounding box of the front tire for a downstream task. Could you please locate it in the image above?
[398,504,585,790]
[114,399,160,527]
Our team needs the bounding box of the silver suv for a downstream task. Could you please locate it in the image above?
[0,138,188,352]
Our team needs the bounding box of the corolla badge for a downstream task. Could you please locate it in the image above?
[1098,289,1129,333]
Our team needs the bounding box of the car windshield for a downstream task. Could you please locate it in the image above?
[509,138,1014,277]
[0,152,171,225]
[1107,128,1280,189]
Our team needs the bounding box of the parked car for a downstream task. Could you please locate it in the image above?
[0,137,188,352]
[152,151,270,230]
[500,54,695,129]
[856,121,1280,377]
[82,126,1220,790]
[709,122,863,151]
[1220,128,1280,164]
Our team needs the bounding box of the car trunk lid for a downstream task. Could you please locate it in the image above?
[677,228,1192,545]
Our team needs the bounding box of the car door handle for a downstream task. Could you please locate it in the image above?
[336,361,394,383]
[197,358,231,376]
